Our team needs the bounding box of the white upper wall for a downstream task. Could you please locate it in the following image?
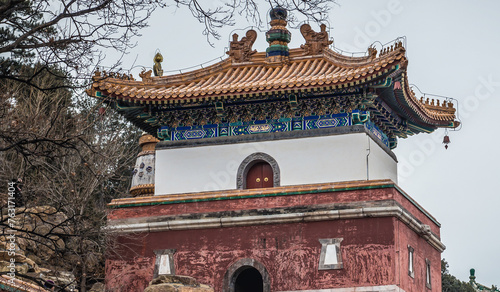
[155,131,398,195]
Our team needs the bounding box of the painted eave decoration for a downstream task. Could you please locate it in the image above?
[87,17,459,148]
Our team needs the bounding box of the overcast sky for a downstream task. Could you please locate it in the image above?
[104,0,500,286]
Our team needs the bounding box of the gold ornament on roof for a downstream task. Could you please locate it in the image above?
[300,24,333,55]
[368,46,377,59]
[139,68,153,83]
[379,41,404,57]
[153,52,164,77]
[139,133,160,153]
[227,30,258,63]
[419,97,455,114]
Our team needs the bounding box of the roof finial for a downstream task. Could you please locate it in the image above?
[266,6,291,64]
[153,52,163,77]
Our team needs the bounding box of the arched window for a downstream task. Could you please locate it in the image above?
[237,153,280,190]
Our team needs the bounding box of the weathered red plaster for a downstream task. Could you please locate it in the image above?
[106,185,442,292]
[396,220,442,292]
[107,218,401,291]
[108,186,441,236]
[107,187,396,220]
[105,256,154,292]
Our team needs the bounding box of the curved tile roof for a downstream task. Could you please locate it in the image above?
[90,46,402,101]
[88,38,457,128]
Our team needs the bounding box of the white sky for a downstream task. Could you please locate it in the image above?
[104,0,500,286]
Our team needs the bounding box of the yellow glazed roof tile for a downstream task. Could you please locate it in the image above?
[90,43,456,123]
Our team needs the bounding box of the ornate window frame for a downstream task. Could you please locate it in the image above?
[318,238,344,270]
[222,258,270,292]
[153,249,176,278]
[237,152,280,189]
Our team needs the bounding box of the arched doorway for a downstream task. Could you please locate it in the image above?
[223,258,270,292]
[246,162,273,189]
[236,153,280,190]
[234,267,263,292]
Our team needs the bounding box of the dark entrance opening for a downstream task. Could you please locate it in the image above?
[234,267,263,292]
[246,161,273,189]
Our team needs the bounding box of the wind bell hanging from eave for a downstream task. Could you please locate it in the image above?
[443,129,450,149]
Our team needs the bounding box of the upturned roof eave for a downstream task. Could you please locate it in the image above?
[398,74,458,128]
[88,44,458,134]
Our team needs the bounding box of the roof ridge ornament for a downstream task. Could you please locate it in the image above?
[300,23,333,55]
[226,30,258,63]
[139,68,153,83]
[368,45,377,59]
[266,6,291,64]
[379,41,404,57]
[153,52,164,77]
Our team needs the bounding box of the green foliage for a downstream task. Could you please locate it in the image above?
[442,259,476,292]
[0,1,52,59]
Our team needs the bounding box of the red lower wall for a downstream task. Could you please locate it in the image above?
[105,184,443,292]
[396,220,442,292]
[108,186,441,237]
[106,217,397,292]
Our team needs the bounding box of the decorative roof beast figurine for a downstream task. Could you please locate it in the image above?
[300,23,333,55]
[226,30,258,63]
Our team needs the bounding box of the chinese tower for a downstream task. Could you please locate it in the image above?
[88,7,458,292]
